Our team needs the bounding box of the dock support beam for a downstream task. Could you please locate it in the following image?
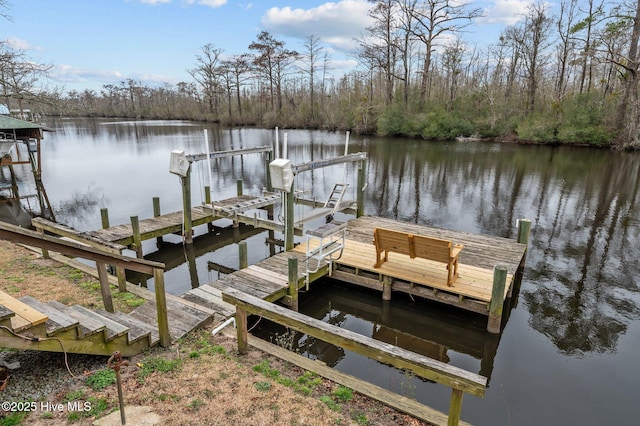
[487,266,508,334]
[96,261,114,313]
[181,167,193,245]
[287,256,299,312]
[517,219,531,247]
[448,389,464,426]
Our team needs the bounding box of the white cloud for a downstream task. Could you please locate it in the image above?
[51,64,179,90]
[478,0,533,25]
[4,37,35,50]
[184,0,227,7]
[139,0,171,4]
[262,0,374,53]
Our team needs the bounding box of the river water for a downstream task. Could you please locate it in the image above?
[7,118,638,425]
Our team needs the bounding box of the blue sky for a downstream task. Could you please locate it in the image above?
[1,0,534,93]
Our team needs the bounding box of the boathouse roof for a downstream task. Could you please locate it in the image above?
[0,115,53,140]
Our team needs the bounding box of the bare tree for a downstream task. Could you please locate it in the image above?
[555,0,580,100]
[613,0,640,149]
[519,2,554,112]
[405,0,482,107]
[189,43,224,115]
[0,43,52,117]
[222,54,252,120]
[300,35,325,121]
[249,31,299,117]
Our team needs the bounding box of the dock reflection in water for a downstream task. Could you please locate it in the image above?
[252,279,503,385]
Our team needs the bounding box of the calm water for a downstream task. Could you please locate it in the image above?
[9,118,639,425]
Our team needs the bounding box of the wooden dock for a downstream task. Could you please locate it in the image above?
[181,215,528,333]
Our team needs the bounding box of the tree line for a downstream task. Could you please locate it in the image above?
[1,0,639,149]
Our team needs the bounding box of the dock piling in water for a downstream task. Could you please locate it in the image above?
[487,266,508,334]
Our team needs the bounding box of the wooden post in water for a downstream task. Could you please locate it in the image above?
[285,189,295,251]
[236,306,248,355]
[100,208,110,229]
[264,150,273,192]
[182,168,193,245]
[130,216,143,258]
[153,197,163,246]
[204,186,213,232]
[517,219,531,247]
[153,268,171,348]
[288,256,299,312]
[96,261,114,313]
[487,266,508,334]
[237,179,243,196]
[382,275,392,301]
[448,389,464,426]
[357,159,367,218]
[239,241,248,270]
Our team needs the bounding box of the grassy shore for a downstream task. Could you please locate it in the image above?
[0,241,427,426]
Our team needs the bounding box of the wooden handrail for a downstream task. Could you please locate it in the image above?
[222,287,486,425]
[0,222,170,347]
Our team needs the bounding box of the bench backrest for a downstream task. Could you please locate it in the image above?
[412,234,453,263]
[374,228,413,257]
[375,228,453,262]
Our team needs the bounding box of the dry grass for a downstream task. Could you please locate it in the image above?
[0,240,429,426]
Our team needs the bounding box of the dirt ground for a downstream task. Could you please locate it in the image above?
[0,241,429,425]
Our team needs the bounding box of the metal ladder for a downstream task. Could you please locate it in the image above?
[324,183,349,212]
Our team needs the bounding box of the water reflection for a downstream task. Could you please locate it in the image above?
[363,140,640,356]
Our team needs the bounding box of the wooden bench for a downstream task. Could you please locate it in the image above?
[373,228,464,287]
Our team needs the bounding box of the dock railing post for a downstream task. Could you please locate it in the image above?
[130,216,143,258]
[487,266,508,334]
[204,186,213,232]
[265,150,273,192]
[239,241,248,270]
[236,306,248,355]
[153,197,163,246]
[182,167,193,245]
[153,268,171,347]
[357,158,366,217]
[288,256,299,312]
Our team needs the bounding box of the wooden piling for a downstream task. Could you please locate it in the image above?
[382,275,392,301]
[204,186,213,232]
[487,266,508,334]
[236,306,248,355]
[130,216,143,258]
[357,159,367,218]
[517,219,531,246]
[239,241,248,270]
[448,389,464,426]
[38,227,50,259]
[182,170,193,244]
[288,256,299,312]
[264,150,273,192]
[237,179,243,196]
[96,261,114,313]
[285,190,295,251]
[153,197,163,246]
[100,208,110,229]
[153,268,171,348]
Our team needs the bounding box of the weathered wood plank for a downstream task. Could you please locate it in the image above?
[223,288,487,397]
